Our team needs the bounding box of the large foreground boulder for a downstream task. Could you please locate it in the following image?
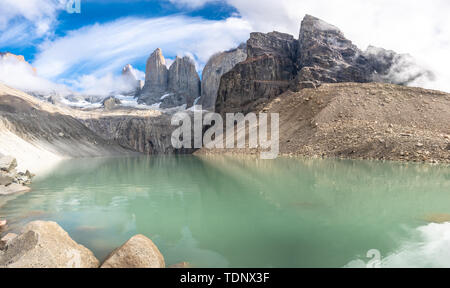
[0,221,99,268]
[101,234,165,268]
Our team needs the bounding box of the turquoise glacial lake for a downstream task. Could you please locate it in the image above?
[1,156,449,268]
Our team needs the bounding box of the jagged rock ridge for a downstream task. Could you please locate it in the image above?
[138,49,200,109]
[164,56,200,109]
[216,32,299,115]
[216,15,434,115]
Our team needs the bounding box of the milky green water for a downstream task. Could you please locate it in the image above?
[1,156,449,268]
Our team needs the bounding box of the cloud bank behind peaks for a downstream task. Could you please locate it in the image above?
[33,15,251,81]
[0,53,71,96]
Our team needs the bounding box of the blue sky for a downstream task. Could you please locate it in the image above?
[1,0,240,74]
[0,0,449,94]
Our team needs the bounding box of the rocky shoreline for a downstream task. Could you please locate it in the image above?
[197,83,450,164]
[0,155,32,196]
[0,156,185,268]
[0,220,181,268]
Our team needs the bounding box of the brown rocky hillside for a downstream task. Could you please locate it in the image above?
[197,82,450,163]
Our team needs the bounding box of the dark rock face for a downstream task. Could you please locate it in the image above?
[216,32,298,115]
[162,56,201,109]
[82,113,194,155]
[138,48,169,105]
[294,15,373,87]
[216,14,433,115]
[200,44,247,111]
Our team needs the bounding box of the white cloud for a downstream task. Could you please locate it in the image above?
[66,71,143,96]
[32,15,251,81]
[0,0,67,46]
[168,0,219,8]
[0,53,71,95]
[0,53,144,100]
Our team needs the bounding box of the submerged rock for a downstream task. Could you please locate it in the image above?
[101,234,165,268]
[423,213,450,224]
[0,221,99,268]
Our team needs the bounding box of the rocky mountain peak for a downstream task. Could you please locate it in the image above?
[144,48,168,86]
[216,14,434,115]
[247,31,297,59]
[122,64,138,82]
[138,50,200,108]
[164,55,200,108]
[297,14,366,82]
[0,52,26,62]
[119,64,142,97]
[300,15,342,34]
[122,64,135,76]
[0,51,37,74]
[138,48,170,104]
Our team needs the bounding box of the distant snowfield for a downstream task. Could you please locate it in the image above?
[0,83,160,175]
[61,94,164,110]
